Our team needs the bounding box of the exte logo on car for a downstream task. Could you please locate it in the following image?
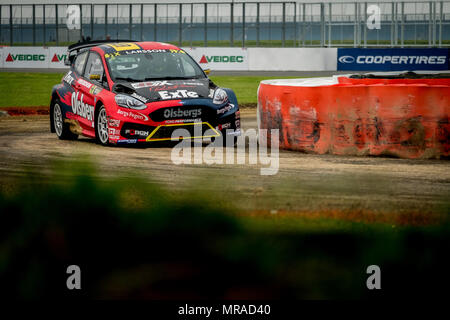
[158,90,199,99]
[338,55,355,63]
[199,55,244,63]
[5,53,45,62]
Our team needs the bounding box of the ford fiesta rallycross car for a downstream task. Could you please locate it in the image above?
[50,41,241,145]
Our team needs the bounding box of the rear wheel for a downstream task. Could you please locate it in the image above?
[96,105,109,146]
[53,101,78,140]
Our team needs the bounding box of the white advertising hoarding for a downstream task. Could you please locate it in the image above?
[1,46,337,71]
[0,47,3,68]
[248,48,337,71]
[1,47,68,69]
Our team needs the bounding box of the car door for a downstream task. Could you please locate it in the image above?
[73,51,106,131]
[68,50,93,130]
[61,50,86,115]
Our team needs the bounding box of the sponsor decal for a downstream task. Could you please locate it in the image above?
[131,92,148,103]
[218,122,231,130]
[217,103,235,115]
[70,92,95,121]
[117,139,138,144]
[199,55,244,64]
[117,109,149,122]
[164,108,202,119]
[226,129,241,136]
[89,85,102,95]
[107,43,141,52]
[77,78,92,89]
[125,129,149,137]
[158,90,199,99]
[104,52,120,60]
[131,81,174,89]
[63,71,75,85]
[108,119,121,127]
[51,53,67,62]
[170,49,185,54]
[235,120,240,128]
[109,135,121,140]
[6,53,45,62]
[164,119,199,124]
[109,128,120,135]
[122,49,175,55]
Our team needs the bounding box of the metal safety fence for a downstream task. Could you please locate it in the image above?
[0,1,449,47]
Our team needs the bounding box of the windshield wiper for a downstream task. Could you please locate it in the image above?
[114,77,143,82]
[143,76,204,81]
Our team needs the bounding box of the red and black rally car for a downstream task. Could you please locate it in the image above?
[50,41,241,145]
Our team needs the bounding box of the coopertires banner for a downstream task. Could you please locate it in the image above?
[338,48,450,71]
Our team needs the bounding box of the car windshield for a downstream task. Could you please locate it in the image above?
[105,50,206,82]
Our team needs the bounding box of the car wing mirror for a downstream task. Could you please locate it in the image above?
[90,74,101,81]
[64,58,71,66]
[203,68,211,75]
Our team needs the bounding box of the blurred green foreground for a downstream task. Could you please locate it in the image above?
[0,160,449,299]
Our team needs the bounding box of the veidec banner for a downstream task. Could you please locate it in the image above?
[183,47,249,71]
[337,48,450,71]
[0,47,68,68]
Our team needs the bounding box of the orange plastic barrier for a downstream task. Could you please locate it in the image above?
[258,77,450,159]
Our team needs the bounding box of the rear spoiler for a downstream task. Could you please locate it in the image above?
[65,39,137,66]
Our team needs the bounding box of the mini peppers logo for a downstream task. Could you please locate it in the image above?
[5,53,46,62]
[199,55,244,64]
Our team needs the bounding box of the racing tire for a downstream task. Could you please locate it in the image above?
[96,105,110,146]
[53,100,78,140]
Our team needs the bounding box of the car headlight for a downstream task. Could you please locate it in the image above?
[213,88,228,105]
[115,94,146,110]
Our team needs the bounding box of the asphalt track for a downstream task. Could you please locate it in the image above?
[0,110,449,222]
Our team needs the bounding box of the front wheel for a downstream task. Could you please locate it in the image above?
[53,100,78,140]
[96,105,109,146]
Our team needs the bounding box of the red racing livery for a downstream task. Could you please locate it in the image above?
[50,41,241,145]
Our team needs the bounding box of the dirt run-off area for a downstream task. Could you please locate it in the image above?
[0,109,449,225]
